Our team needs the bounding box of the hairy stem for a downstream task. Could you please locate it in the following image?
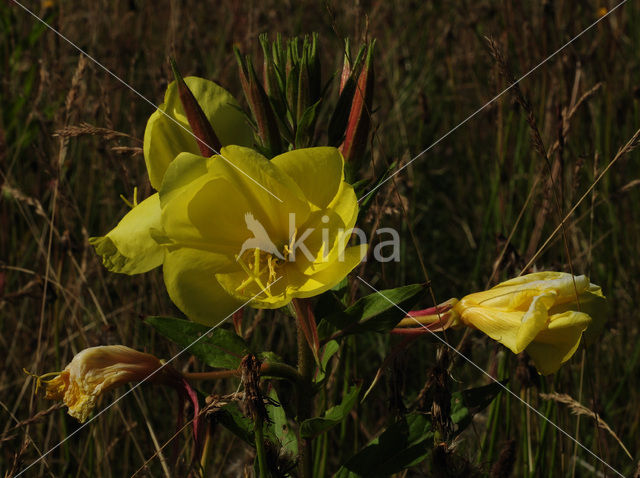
[294,298,316,478]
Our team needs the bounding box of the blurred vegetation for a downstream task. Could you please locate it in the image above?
[1,0,639,476]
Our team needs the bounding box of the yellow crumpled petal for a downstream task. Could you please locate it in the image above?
[89,193,164,275]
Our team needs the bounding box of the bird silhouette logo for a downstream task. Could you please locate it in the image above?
[238,213,285,260]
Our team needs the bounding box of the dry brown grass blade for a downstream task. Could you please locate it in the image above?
[54,122,139,142]
[547,82,603,158]
[7,403,64,432]
[523,126,640,272]
[1,183,48,220]
[110,145,143,156]
[540,392,633,460]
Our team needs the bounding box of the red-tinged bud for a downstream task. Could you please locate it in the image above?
[340,41,376,166]
[235,47,283,156]
[292,298,321,367]
[393,298,460,332]
[232,309,244,336]
[328,43,366,148]
[170,59,221,157]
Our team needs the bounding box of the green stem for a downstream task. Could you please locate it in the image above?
[183,362,304,387]
[294,299,315,478]
[199,423,213,477]
[254,417,269,478]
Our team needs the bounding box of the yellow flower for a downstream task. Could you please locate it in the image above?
[90,77,365,325]
[40,346,174,422]
[452,272,606,374]
[155,145,364,324]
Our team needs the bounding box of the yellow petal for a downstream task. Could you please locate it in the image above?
[143,77,253,189]
[162,247,243,326]
[286,244,367,298]
[291,209,351,275]
[159,148,310,250]
[328,180,359,231]
[524,311,592,374]
[89,193,164,275]
[210,146,310,239]
[271,147,344,209]
[549,283,607,345]
[160,153,250,256]
[453,303,523,353]
[515,290,556,352]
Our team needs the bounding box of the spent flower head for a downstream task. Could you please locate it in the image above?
[35,346,178,422]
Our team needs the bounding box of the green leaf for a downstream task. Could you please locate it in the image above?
[313,340,339,384]
[335,412,433,477]
[145,316,249,369]
[266,389,298,456]
[300,384,361,439]
[317,284,424,342]
[450,380,507,434]
[212,399,285,450]
[211,401,256,446]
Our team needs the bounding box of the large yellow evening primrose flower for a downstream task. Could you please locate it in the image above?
[402,272,606,374]
[40,346,175,422]
[91,78,364,325]
[155,145,365,324]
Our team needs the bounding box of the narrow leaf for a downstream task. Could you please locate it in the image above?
[313,340,339,384]
[300,384,361,438]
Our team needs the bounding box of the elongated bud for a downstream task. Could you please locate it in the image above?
[169,58,221,156]
[340,40,375,166]
[235,47,283,156]
[394,298,460,332]
[338,39,352,94]
[296,47,310,121]
[308,33,321,102]
[328,42,367,148]
[285,46,299,125]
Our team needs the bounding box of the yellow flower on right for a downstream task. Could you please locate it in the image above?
[452,272,607,375]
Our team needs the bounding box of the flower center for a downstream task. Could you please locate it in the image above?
[235,247,286,297]
[234,229,300,298]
